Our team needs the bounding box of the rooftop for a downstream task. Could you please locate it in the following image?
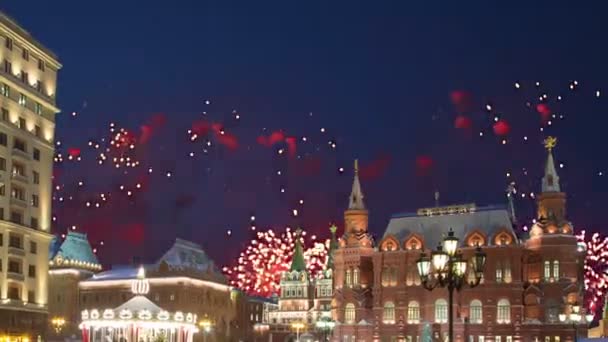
[0,11,60,65]
[49,231,102,271]
[384,204,516,247]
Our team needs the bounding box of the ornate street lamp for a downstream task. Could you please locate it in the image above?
[417,228,487,342]
[559,304,594,342]
[291,322,305,342]
[198,318,214,342]
[316,317,336,341]
[51,317,66,334]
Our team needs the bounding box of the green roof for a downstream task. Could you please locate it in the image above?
[290,229,306,272]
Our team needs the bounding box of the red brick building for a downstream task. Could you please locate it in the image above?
[332,144,586,342]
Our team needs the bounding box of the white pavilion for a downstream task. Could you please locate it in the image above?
[79,267,199,342]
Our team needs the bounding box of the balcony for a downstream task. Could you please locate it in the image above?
[7,272,24,282]
[10,196,27,208]
[11,172,27,184]
[8,246,25,256]
[11,148,30,160]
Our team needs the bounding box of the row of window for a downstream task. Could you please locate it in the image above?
[2,108,45,137]
[0,232,38,252]
[0,157,41,183]
[0,258,37,277]
[4,36,47,71]
[282,286,305,298]
[343,299,512,325]
[1,80,45,113]
[0,207,39,228]
[0,131,42,159]
[5,283,36,303]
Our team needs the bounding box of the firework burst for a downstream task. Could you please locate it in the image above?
[222,227,329,297]
[578,230,608,315]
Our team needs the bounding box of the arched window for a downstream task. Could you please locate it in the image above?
[383,301,396,324]
[407,301,420,323]
[345,269,352,287]
[353,268,360,285]
[435,299,448,323]
[497,299,511,324]
[469,300,483,324]
[552,260,560,279]
[345,303,356,324]
[544,261,551,280]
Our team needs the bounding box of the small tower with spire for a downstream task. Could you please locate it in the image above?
[277,228,313,315]
[313,225,338,320]
[537,136,568,224]
[343,159,370,245]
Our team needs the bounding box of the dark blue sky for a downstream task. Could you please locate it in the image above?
[3,1,607,266]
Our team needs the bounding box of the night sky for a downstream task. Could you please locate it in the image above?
[2,2,607,267]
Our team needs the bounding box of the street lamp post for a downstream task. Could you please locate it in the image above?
[417,228,487,342]
[253,323,270,342]
[291,322,305,342]
[559,304,594,342]
[51,317,66,334]
[315,317,335,341]
[199,318,213,342]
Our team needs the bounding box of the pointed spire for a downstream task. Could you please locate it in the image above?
[348,159,366,210]
[542,136,561,192]
[290,228,306,272]
[506,182,518,225]
[326,225,339,270]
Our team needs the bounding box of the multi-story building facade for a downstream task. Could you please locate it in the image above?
[265,227,337,340]
[47,231,102,339]
[0,11,61,341]
[332,143,586,342]
[75,238,239,342]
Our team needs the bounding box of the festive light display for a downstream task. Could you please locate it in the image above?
[222,227,329,297]
[578,230,608,315]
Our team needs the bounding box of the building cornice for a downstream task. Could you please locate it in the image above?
[0,13,62,69]
[0,219,54,240]
[79,276,233,292]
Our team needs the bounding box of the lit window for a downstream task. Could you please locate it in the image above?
[544,261,551,280]
[435,299,448,323]
[554,337,560,342]
[496,337,502,342]
[479,336,485,342]
[35,102,42,115]
[504,261,512,283]
[506,337,513,342]
[353,268,360,285]
[407,301,420,323]
[18,93,27,107]
[345,303,355,324]
[496,261,503,283]
[553,260,560,279]
[497,299,511,324]
[0,83,9,97]
[383,301,396,324]
[470,300,483,324]
[345,269,351,287]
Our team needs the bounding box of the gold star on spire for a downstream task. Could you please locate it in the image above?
[544,136,557,152]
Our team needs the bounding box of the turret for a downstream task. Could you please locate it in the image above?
[344,160,369,238]
[536,136,567,225]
